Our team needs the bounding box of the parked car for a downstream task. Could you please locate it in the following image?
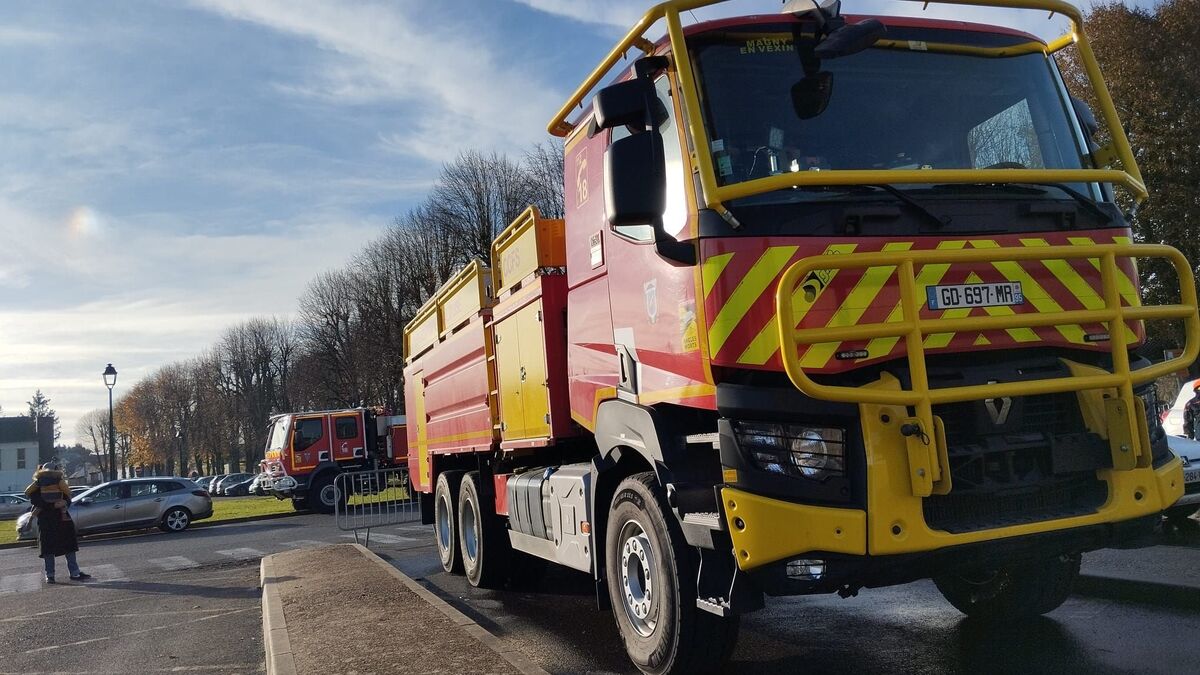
[214,473,253,496]
[193,476,212,489]
[223,478,255,497]
[1166,435,1200,522]
[0,494,30,519]
[248,474,271,496]
[16,477,213,540]
[205,474,228,494]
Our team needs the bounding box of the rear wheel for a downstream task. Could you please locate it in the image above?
[934,553,1081,622]
[159,507,192,533]
[435,471,465,574]
[605,472,739,675]
[458,471,510,588]
[309,472,344,515]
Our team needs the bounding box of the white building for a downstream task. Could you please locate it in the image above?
[0,417,52,493]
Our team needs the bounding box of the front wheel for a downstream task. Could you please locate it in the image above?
[309,472,344,515]
[604,472,739,675]
[934,553,1081,622]
[159,507,192,533]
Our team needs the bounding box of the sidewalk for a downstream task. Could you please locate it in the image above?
[260,544,546,675]
[1083,542,1200,589]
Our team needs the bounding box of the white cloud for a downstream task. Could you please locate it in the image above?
[190,0,563,159]
[0,26,57,45]
[512,0,647,28]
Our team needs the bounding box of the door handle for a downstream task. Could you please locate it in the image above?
[112,505,122,509]
[154,498,164,502]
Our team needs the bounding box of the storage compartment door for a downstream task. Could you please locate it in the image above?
[518,299,552,439]
[494,312,527,439]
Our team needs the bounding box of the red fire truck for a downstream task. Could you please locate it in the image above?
[402,1,1197,672]
[260,408,407,513]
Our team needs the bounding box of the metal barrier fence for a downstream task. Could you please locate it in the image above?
[334,467,421,547]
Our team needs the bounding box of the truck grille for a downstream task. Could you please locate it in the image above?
[925,392,1109,533]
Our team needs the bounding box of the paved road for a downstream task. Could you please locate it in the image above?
[1,512,1197,674]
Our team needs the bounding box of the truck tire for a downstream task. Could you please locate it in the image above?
[934,553,1081,622]
[458,471,509,588]
[309,471,345,515]
[604,472,739,675]
[435,471,465,574]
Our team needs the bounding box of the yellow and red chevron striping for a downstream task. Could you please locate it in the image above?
[701,230,1142,374]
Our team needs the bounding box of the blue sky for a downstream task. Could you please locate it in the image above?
[0,0,1160,442]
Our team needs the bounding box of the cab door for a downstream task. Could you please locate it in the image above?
[290,415,329,472]
[332,412,365,462]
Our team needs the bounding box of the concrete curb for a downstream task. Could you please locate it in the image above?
[260,556,299,675]
[1076,573,1200,608]
[0,509,306,550]
[351,544,549,675]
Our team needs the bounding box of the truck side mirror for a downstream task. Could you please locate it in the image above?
[1071,96,1100,140]
[604,130,666,229]
[594,79,656,132]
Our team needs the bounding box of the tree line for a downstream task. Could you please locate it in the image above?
[74,144,564,476]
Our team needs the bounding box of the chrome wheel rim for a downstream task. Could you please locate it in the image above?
[319,484,338,507]
[618,519,657,637]
[462,496,479,564]
[436,492,453,556]
[167,511,188,531]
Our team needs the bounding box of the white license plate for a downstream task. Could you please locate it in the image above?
[1185,468,1200,485]
[927,282,1024,310]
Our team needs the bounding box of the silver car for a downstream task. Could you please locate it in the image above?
[0,494,30,520]
[16,478,213,540]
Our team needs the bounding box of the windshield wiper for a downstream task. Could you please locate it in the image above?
[862,184,948,230]
[928,182,1113,225]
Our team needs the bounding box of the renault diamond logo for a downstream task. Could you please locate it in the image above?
[983,381,1012,426]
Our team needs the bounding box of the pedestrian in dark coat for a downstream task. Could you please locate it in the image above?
[25,463,91,584]
[1185,383,1200,440]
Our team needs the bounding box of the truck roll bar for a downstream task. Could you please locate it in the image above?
[774,243,1200,497]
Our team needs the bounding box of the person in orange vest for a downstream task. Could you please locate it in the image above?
[1184,382,1200,440]
[25,462,91,584]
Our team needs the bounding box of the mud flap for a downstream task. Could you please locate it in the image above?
[695,546,763,617]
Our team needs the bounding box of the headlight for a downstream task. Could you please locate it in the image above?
[735,421,846,481]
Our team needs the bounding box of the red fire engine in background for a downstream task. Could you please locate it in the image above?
[260,408,407,513]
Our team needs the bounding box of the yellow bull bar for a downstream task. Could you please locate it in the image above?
[775,243,1200,497]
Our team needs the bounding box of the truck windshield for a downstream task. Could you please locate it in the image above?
[266,417,290,452]
[689,23,1094,199]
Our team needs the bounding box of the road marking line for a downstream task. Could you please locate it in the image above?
[215,547,265,560]
[148,556,200,571]
[22,607,253,654]
[85,564,130,581]
[280,539,328,548]
[0,573,42,594]
[339,533,415,544]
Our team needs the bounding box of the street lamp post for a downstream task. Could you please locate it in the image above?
[103,363,117,481]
